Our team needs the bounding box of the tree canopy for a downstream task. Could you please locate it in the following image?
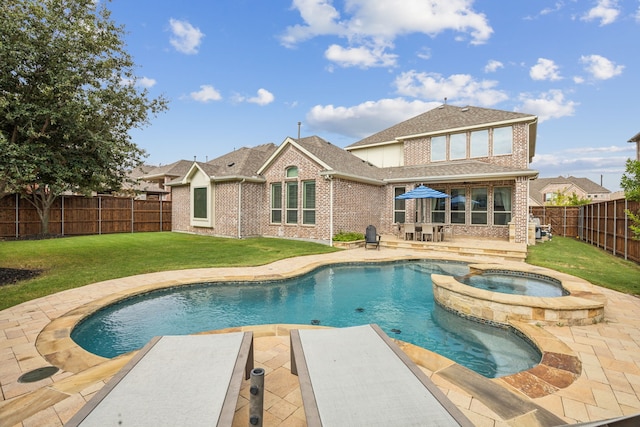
[621,159,640,240]
[0,0,168,232]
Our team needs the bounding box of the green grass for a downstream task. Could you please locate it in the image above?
[2,233,639,311]
[526,236,640,295]
[0,232,339,310]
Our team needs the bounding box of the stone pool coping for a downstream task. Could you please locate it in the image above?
[433,263,606,327]
[35,255,583,401]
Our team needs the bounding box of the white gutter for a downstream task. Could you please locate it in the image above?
[383,170,539,184]
[319,171,385,186]
[325,175,334,246]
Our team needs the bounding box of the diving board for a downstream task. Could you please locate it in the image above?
[66,332,253,427]
[290,324,473,427]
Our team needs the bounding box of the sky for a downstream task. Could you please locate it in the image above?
[107,0,639,192]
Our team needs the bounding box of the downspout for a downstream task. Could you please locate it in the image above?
[238,179,245,239]
[327,175,334,246]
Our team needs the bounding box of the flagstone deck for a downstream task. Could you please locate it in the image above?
[1,245,640,426]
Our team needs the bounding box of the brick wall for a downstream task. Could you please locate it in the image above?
[261,144,331,241]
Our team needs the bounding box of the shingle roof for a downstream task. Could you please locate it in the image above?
[529,176,610,204]
[143,160,194,179]
[205,143,278,178]
[629,132,640,143]
[295,136,381,180]
[347,104,537,149]
[378,160,538,182]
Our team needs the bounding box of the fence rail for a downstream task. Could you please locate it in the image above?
[530,200,640,264]
[0,195,171,238]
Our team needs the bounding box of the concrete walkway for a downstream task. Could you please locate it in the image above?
[1,247,640,426]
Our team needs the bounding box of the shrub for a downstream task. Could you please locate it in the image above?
[332,231,364,242]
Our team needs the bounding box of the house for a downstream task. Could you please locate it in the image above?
[167,104,539,244]
[529,176,611,206]
[630,132,640,161]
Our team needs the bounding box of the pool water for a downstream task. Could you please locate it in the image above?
[71,261,541,378]
[460,273,565,297]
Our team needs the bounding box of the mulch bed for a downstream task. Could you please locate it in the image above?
[0,268,42,286]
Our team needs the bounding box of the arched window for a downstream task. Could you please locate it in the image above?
[286,166,298,178]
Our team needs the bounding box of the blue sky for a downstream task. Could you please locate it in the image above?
[108,0,639,192]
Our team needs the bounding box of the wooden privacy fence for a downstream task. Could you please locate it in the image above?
[0,195,171,238]
[530,200,640,264]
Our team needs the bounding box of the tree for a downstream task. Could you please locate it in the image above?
[544,189,590,206]
[621,159,640,240]
[0,0,168,234]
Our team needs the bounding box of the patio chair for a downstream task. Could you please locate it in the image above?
[421,225,434,242]
[404,223,416,241]
[66,332,254,427]
[364,225,381,250]
[290,324,474,427]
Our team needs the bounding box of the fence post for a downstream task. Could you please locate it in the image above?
[159,199,163,232]
[131,198,134,233]
[15,194,19,239]
[61,196,65,236]
[98,196,102,235]
[625,198,629,260]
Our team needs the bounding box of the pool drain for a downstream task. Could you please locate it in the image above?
[18,366,59,383]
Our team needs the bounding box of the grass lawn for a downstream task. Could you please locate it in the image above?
[0,232,339,311]
[1,232,639,311]
[526,236,640,295]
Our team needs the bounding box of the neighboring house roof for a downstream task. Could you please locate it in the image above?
[346,104,538,162]
[629,132,640,143]
[121,164,170,194]
[379,160,538,184]
[167,144,279,186]
[529,176,610,205]
[143,160,194,181]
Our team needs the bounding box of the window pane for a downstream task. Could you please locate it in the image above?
[193,187,207,219]
[286,167,298,178]
[470,130,488,158]
[303,181,315,208]
[450,133,466,159]
[286,182,298,224]
[493,186,512,225]
[450,188,466,224]
[271,183,282,223]
[431,136,446,161]
[393,187,406,223]
[493,127,512,155]
[431,197,446,223]
[471,187,487,224]
[302,181,315,225]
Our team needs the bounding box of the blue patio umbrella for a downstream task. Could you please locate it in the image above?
[395,185,450,200]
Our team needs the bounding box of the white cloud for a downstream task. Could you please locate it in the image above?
[306,98,439,138]
[580,54,624,80]
[581,0,620,26]
[393,71,508,106]
[247,89,275,106]
[517,89,577,122]
[190,85,222,103]
[324,44,397,68]
[484,60,503,73]
[137,77,157,88]
[530,58,562,81]
[120,76,157,88]
[280,0,493,67]
[169,19,204,54]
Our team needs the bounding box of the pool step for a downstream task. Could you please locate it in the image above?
[380,237,527,262]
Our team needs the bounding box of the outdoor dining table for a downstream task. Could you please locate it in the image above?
[399,223,446,242]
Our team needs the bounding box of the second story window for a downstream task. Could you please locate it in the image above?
[431,136,446,162]
[493,127,513,155]
[450,133,466,159]
[470,130,488,158]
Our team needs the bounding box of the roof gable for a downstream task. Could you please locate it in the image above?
[346,105,537,155]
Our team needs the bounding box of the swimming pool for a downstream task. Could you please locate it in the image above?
[71,260,541,378]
